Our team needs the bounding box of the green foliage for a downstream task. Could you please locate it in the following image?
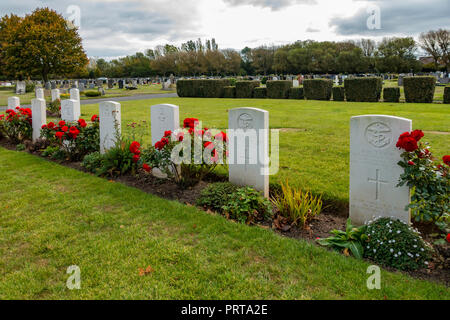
[344,77,382,102]
[266,80,292,99]
[383,87,400,103]
[271,180,322,228]
[96,139,137,177]
[196,182,240,212]
[317,219,368,259]
[15,143,25,151]
[403,76,436,103]
[364,218,432,271]
[253,87,267,99]
[41,145,65,160]
[81,151,104,174]
[223,86,236,98]
[332,87,345,101]
[235,80,260,98]
[47,99,61,116]
[289,87,304,100]
[84,91,101,97]
[397,142,449,224]
[303,79,333,100]
[25,82,35,93]
[176,79,231,98]
[222,187,273,224]
[261,77,268,85]
[443,86,450,104]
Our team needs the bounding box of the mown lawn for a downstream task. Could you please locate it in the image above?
[80,97,450,206]
[0,147,448,299]
[0,84,175,106]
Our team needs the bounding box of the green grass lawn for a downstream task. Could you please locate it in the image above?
[0,84,175,106]
[0,147,448,299]
[78,97,450,206]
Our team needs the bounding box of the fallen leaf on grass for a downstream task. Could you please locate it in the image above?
[138,265,154,276]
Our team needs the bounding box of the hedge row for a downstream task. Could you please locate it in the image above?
[177,79,231,98]
[266,80,292,99]
[344,77,382,102]
[236,81,260,98]
[253,87,267,99]
[289,87,304,99]
[332,87,345,101]
[223,86,236,98]
[383,87,400,103]
[403,76,436,103]
[444,87,450,104]
[303,79,333,100]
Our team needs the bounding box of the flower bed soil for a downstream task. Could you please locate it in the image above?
[0,137,448,286]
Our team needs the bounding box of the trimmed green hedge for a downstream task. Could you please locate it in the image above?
[444,87,450,104]
[332,87,345,101]
[176,79,231,98]
[235,81,260,98]
[223,86,236,98]
[303,79,333,100]
[289,87,304,100]
[403,76,436,103]
[383,87,400,103]
[85,91,101,97]
[266,80,292,99]
[253,87,267,99]
[344,77,382,102]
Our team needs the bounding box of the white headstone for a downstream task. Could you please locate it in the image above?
[35,88,44,100]
[31,98,46,142]
[228,107,269,198]
[69,88,80,101]
[7,96,20,110]
[350,115,412,225]
[51,89,60,102]
[15,81,26,94]
[99,101,121,154]
[151,104,179,145]
[293,80,299,87]
[61,100,80,122]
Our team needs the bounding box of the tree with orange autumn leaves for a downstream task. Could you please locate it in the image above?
[0,8,88,82]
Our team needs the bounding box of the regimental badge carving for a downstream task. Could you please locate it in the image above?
[365,122,392,148]
[158,110,167,122]
[238,113,253,130]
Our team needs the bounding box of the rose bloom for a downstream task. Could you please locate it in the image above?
[411,130,424,142]
[55,131,64,139]
[143,164,151,173]
[164,130,172,137]
[59,120,66,127]
[129,141,141,154]
[47,122,55,129]
[91,115,98,122]
[443,155,450,166]
[132,154,140,163]
[78,119,87,128]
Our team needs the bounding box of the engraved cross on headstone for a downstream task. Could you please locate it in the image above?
[368,169,388,201]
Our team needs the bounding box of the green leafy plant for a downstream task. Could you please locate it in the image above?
[222,187,273,224]
[81,152,104,174]
[0,107,32,143]
[16,143,25,151]
[271,180,322,228]
[396,130,449,225]
[363,217,432,271]
[47,99,61,116]
[96,139,139,177]
[41,145,65,160]
[317,219,368,259]
[85,90,101,97]
[196,182,240,212]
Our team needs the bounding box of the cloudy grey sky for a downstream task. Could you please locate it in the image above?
[1,0,448,59]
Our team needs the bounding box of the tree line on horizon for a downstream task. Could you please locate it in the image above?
[0,8,448,81]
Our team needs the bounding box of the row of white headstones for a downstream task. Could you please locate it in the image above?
[7,94,411,226]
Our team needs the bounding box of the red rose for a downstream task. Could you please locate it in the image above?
[164,130,172,137]
[132,154,140,163]
[55,131,64,139]
[447,234,450,243]
[408,161,415,166]
[143,164,151,172]
[59,120,66,127]
[443,155,450,166]
[155,141,163,150]
[130,141,141,154]
[411,130,424,142]
[183,118,199,129]
[47,122,55,129]
[78,119,87,128]
[396,132,418,152]
[215,131,228,142]
[69,126,80,138]
[204,141,214,150]
[41,124,47,129]
[61,126,69,132]
[91,115,98,122]
[177,132,184,142]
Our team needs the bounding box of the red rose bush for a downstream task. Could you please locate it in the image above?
[0,107,32,143]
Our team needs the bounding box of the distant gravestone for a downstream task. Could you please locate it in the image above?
[98,87,105,96]
[99,101,121,154]
[45,82,51,90]
[228,107,269,198]
[398,76,404,86]
[31,98,46,142]
[150,104,179,146]
[79,82,85,92]
[350,115,412,225]
[118,80,124,89]
[61,99,80,122]
[89,83,95,89]
[35,88,44,100]
[7,96,20,110]
[51,81,57,89]
[293,80,299,87]
[108,79,114,89]
[70,88,80,101]
[51,89,60,102]
[16,81,26,94]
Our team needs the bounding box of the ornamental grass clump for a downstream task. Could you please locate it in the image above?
[364,218,432,271]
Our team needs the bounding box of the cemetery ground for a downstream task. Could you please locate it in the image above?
[0,84,175,106]
[0,147,449,299]
[0,96,449,299]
